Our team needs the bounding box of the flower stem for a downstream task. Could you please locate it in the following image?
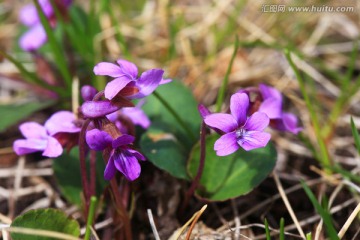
[153,91,197,141]
[109,178,132,240]
[181,121,207,212]
[215,35,239,112]
[84,196,97,240]
[89,150,97,197]
[79,119,92,216]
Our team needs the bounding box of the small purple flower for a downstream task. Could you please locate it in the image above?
[86,129,145,181]
[13,122,63,157]
[93,59,165,100]
[258,84,302,134]
[45,111,81,136]
[19,0,72,51]
[204,93,271,156]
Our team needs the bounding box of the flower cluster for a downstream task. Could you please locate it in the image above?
[19,0,72,51]
[202,84,301,156]
[13,59,167,181]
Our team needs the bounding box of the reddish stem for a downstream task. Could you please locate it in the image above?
[79,118,92,217]
[181,121,207,212]
[110,178,132,240]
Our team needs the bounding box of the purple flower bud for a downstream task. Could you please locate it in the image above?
[81,85,98,101]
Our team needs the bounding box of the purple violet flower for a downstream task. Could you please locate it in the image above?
[93,59,165,100]
[204,93,271,156]
[86,129,145,181]
[13,122,63,157]
[258,84,302,134]
[19,0,72,51]
[45,111,81,136]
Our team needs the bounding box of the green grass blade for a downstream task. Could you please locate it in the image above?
[351,117,360,155]
[343,41,358,91]
[215,35,239,112]
[327,164,360,184]
[285,49,331,168]
[0,51,66,96]
[301,181,339,239]
[264,218,271,240]
[306,232,312,240]
[279,218,285,240]
[84,196,97,240]
[33,0,72,88]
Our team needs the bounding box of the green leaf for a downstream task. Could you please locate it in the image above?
[142,80,201,149]
[0,101,54,132]
[301,181,339,239]
[264,218,271,240]
[187,134,277,201]
[351,117,360,155]
[53,147,108,206]
[140,122,189,180]
[10,208,80,240]
[0,51,66,96]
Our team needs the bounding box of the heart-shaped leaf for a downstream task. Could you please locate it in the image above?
[142,80,201,149]
[10,208,80,240]
[140,122,189,180]
[187,134,277,201]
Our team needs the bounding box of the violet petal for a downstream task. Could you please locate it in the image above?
[122,107,151,129]
[86,129,112,151]
[230,93,249,125]
[159,78,172,85]
[244,112,269,131]
[198,104,211,119]
[204,113,238,133]
[93,62,123,77]
[239,131,271,151]
[19,24,47,51]
[19,4,39,26]
[214,132,240,156]
[259,84,282,101]
[273,113,302,134]
[81,100,119,118]
[112,134,135,148]
[19,122,47,139]
[258,98,282,119]
[104,76,134,100]
[104,158,116,180]
[128,149,146,161]
[113,151,141,181]
[13,139,47,155]
[42,136,63,157]
[131,69,164,99]
[116,59,138,78]
[45,111,80,136]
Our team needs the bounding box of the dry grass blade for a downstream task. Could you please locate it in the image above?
[169,205,207,240]
[338,202,360,239]
[273,172,306,239]
[185,205,208,240]
[147,209,160,240]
